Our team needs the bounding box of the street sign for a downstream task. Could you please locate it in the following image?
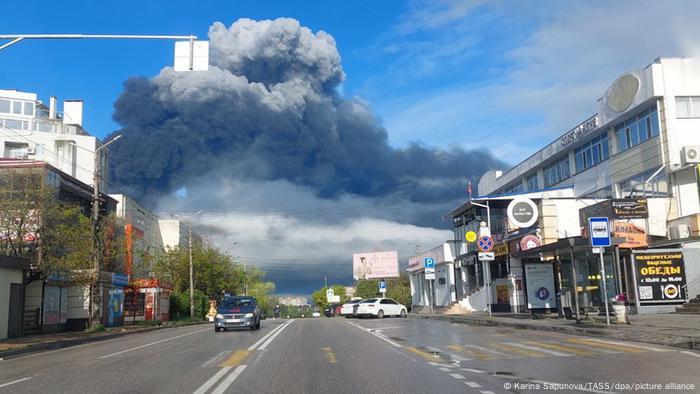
[425,272,436,280]
[588,217,611,247]
[379,281,387,293]
[330,295,341,303]
[326,288,334,302]
[465,231,477,243]
[478,252,495,261]
[424,257,435,269]
[477,236,494,252]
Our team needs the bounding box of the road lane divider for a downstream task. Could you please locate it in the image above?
[193,367,234,394]
[321,347,337,364]
[211,365,247,394]
[99,327,211,359]
[219,350,250,367]
[0,376,32,388]
[247,320,293,351]
[680,350,700,358]
[201,351,229,368]
[257,320,294,351]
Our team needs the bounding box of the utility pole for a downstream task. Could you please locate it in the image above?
[243,263,248,296]
[90,135,121,327]
[189,221,194,318]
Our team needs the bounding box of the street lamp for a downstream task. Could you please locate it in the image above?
[89,134,122,327]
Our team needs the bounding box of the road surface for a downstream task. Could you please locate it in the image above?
[1,317,699,393]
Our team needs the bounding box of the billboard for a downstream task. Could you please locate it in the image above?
[524,263,556,310]
[353,251,399,280]
[633,250,687,305]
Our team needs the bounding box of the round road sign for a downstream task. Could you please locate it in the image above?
[465,231,477,243]
[477,236,494,252]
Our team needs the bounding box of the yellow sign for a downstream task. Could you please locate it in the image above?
[466,231,477,243]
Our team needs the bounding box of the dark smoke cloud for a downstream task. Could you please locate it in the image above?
[108,17,504,215]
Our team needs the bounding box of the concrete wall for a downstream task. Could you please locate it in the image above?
[0,267,23,339]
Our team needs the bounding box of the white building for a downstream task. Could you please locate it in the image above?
[0,89,110,190]
[450,57,700,315]
[158,218,201,251]
[408,243,457,308]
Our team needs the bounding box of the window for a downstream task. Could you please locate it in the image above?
[23,102,34,116]
[4,142,29,158]
[615,106,660,153]
[504,182,524,194]
[617,169,669,198]
[543,157,570,187]
[574,133,609,173]
[526,173,539,191]
[676,96,700,118]
[0,99,9,113]
[12,101,22,114]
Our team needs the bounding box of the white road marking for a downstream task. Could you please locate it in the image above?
[0,377,31,388]
[450,373,466,380]
[462,368,485,374]
[449,353,472,362]
[346,321,402,348]
[201,351,229,368]
[480,391,496,394]
[257,320,294,351]
[211,365,247,394]
[247,320,292,351]
[428,361,450,367]
[459,344,509,356]
[531,380,614,394]
[464,381,481,387]
[503,342,572,357]
[580,338,668,352]
[99,327,210,359]
[680,350,700,358]
[438,367,452,372]
[193,367,232,394]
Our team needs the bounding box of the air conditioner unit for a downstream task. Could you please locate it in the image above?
[670,224,691,240]
[681,146,700,165]
[26,147,36,155]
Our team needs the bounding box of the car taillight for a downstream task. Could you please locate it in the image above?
[367,305,374,308]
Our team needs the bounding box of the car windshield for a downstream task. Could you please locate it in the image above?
[361,299,377,303]
[220,298,255,308]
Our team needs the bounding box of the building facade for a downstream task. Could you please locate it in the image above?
[0,89,110,190]
[449,58,700,315]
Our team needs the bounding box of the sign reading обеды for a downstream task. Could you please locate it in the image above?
[352,251,399,280]
[633,250,687,305]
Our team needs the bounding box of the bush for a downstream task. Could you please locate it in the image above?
[170,290,208,320]
[85,323,106,333]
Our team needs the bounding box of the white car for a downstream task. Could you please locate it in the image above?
[355,298,407,318]
[340,299,363,317]
[312,312,321,318]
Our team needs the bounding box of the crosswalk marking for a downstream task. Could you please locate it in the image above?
[491,343,546,358]
[502,342,572,357]
[450,344,507,359]
[573,338,668,352]
[523,341,595,356]
[564,338,645,353]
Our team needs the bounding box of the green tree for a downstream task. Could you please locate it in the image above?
[355,280,380,299]
[312,287,329,310]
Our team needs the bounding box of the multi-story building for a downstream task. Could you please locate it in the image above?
[110,194,164,279]
[158,218,202,251]
[448,57,700,315]
[0,89,110,190]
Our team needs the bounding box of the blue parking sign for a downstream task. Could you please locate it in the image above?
[424,258,435,269]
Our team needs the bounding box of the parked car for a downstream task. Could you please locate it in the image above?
[355,298,407,318]
[214,296,261,332]
[312,312,321,318]
[340,299,363,318]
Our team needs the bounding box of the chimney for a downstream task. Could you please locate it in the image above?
[62,100,83,126]
[49,96,57,119]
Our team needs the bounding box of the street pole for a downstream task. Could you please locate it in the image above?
[599,248,611,326]
[244,263,248,296]
[189,222,194,319]
[569,244,581,324]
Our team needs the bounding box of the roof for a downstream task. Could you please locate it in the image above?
[0,255,30,270]
[445,186,575,218]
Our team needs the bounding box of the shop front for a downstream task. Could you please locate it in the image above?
[127,278,173,322]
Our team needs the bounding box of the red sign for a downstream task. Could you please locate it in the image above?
[519,234,541,251]
[477,236,494,252]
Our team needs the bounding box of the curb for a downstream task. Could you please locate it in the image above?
[409,314,699,350]
[0,321,210,360]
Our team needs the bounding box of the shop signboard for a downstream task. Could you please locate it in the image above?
[493,242,509,258]
[632,250,687,305]
[524,264,556,309]
[613,221,647,249]
[611,199,648,219]
[507,198,539,228]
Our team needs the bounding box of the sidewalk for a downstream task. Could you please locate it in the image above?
[411,312,700,349]
[0,320,208,360]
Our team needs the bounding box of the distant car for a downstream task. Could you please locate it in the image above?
[340,299,363,318]
[312,312,321,318]
[214,296,261,332]
[355,298,407,319]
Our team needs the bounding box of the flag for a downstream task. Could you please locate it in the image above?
[467,180,472,199]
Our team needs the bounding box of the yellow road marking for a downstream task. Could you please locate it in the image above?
[447,344,497,360]
[321,347,337,364]
[219,350,250,367]
[523,341,594,356]
[565,338,644,353]
[491,343,546,358]
[407,346,438,361]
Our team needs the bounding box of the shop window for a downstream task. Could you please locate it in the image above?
[543,156,570,187]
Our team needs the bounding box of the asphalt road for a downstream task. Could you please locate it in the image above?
[1,317,699,394]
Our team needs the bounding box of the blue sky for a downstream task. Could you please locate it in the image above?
[4,1,700,163]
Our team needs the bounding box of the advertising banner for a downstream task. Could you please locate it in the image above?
[524,264,556,309]
[633,250,687,305]
[352,251,399,280]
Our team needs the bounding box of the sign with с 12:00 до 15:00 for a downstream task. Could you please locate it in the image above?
[633,250,687,305]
